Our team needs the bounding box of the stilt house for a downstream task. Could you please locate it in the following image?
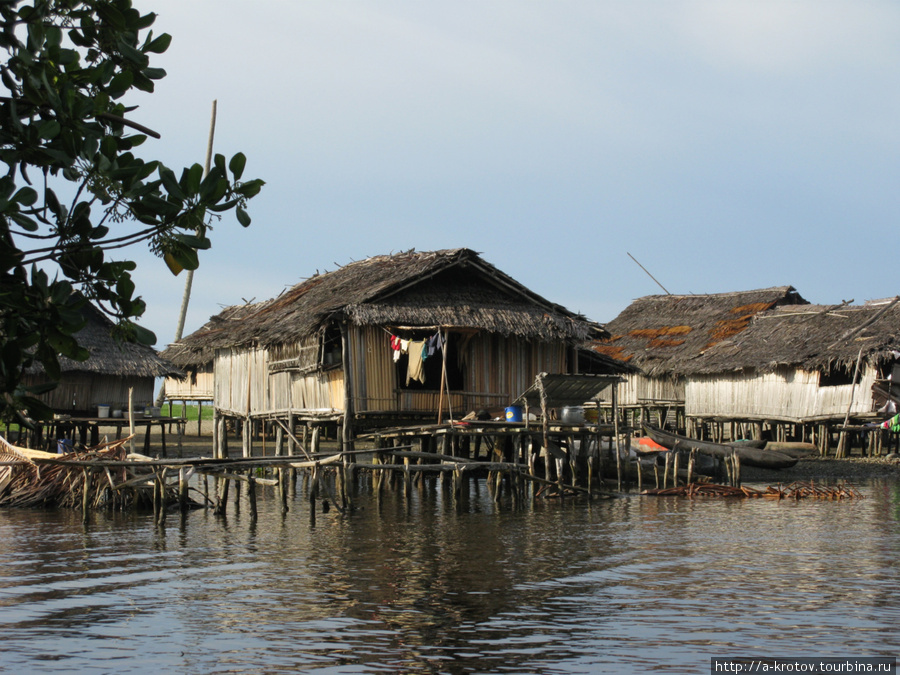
[160,304,259,404]
[681,297,900,425]
[171,249,621,443]
[590,287,808,425]
[22,301,179,416]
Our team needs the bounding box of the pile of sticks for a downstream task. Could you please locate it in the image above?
[0,435,156,509]
[643,481,863,500]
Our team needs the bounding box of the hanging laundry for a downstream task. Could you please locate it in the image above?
[390,335,402,362]
[426,331,443,357]
[406,339,427,385]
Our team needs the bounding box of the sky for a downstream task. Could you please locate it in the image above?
[112,1,900,348]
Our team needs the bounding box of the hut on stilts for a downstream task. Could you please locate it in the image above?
[589,287,808,434]
[680,296,900,456]
[160,304,259,436]
[169,248,632,490]
[16,299,180,450]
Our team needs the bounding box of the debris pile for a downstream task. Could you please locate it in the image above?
[0,435,161,509]
[643,481,863,500]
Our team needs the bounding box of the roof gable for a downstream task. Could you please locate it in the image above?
[590,286,807,376]
[169,248,606,355]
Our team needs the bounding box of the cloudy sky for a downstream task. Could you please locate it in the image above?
[119,1,900,346]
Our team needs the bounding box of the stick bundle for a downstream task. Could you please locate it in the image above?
[643,481,863,500]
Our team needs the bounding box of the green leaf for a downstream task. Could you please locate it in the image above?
[184,163,203,194]
[108,69,134,99]
[236,179,265,198]
[10,212,38,231]
[130,323,156,346]
[174,233,211,250]
[236,206,251,227]
[229,152,246,180]
[145,32,172,54]
[12,186,38,205]
[143,67,165,80]
[159,167,184,200]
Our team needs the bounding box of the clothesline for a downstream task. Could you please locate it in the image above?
[389,331,445,385]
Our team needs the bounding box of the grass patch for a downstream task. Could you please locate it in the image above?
[162,402,215,422]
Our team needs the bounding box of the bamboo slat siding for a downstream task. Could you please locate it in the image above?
[213,327,571,418]
[289,368,343,411]
[685,365,878,421]
[24,374,155,412]
[163,368,214,400]
[596,374,681,406]
[352,326,395,412]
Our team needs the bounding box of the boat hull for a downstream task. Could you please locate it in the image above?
[642,424,798,470]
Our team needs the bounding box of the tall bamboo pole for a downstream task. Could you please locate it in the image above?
[156,101,217,407]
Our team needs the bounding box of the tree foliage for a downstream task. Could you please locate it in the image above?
[0,0,264,424]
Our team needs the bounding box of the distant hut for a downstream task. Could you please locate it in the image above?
[160,304,259,427]
[21,301,179,417]
[681,297,900,446]
[590,287,808,428]
[171,248,624,456]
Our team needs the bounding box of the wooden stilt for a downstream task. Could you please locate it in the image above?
[248,474,257,521]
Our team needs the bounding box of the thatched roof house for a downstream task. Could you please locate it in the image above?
[682,297,900,423]
[24,301,179,415]
[160,303,260,402]
[172,248,626,439]
[590,287,808,409]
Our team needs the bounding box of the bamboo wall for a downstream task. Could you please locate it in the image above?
[212,325,570,419]
[24,373,155,413]
[685,365,878,422]
[163,367,214,401]
[596,373,682,406]
[351,328,566,414]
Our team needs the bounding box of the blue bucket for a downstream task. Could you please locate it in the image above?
[505,405,523,423]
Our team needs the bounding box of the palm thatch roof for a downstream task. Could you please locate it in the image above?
[170,249,608,357]
[30,301,178,378]
[160,303,260,368]
[590,287,808,377]
[684,297,900,375]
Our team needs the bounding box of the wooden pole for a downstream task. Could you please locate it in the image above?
[838,348,864,458]
[128,388,135,455]
[341,321,355,459]
[247,474,257,521]
[612,382,622,491]
[437,330,447,424]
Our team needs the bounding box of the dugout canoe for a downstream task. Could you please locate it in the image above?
[642,424,798,470]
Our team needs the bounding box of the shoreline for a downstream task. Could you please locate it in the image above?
[739,455,900,484]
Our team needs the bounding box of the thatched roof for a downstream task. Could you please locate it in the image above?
[685,297,900,375]
[160,303,260,368]
[590,287,808,377]
[170,249,608,357]
[30,301,179,378]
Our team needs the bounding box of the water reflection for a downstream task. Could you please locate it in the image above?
[0,477,898,673]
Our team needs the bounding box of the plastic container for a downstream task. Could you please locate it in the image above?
[97,404,110,418]
[560,406,586,425]
[505,405,524,422]
[57,438,74,454]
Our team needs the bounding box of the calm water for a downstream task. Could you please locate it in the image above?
[1,475,899,674]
